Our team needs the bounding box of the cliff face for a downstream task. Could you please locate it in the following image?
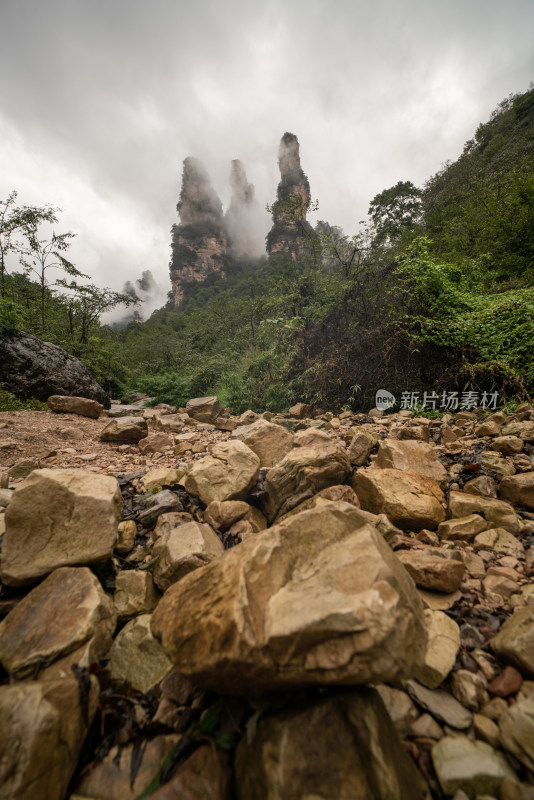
[169,158,228,306]
[169,134,316,305]
[266,133,316,258]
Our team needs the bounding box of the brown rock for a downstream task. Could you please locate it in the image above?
[491,606,534,678]
[100,415,148,442]
[375,439,447,486]
[501,421,534,441]
[498,697,534,772]
[116,519,137,554]
[152,521,224,591]
[0,567,116,679]
[396,548,465,593]
[108,614,172,693]
[203,499,251,530]
[448,491,521,535]
[493,435,524,455]
[265,441,351,522]
[0,676,99,800]
[474,528,525,559]
[488,666,523,698]
[463,476,498,498]
[243,421,294,467]
[138,432,174,454]
[234,688,429,800]
[150,745,232,800]
[275,484,360,524]
[47,394,103,418]
[74,734,180,800]
[185,396,223,423]
[475,421,502,437]
[154,413,186,433]
[499,473,534,511]
[397,424,430,442]
[438,513,487,541]
[347,430,377,466]
[1,468,121,586]
[416,609,461,689]
[450,669,489,711]
[151,502,427,695]
[183,440,260,505]
[288,402,311,419]
[114,570,159,620]
[353,468,446,531]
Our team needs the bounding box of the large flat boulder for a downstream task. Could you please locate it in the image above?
[353,468,446,531]
[0,325,110,407]
[1,469,122,587]
[0,566,116,679]
[448,490,521,534]
[185,395,223,423]
[264,441,351,522]
[99,416,148,443]
[242,420,294,467]
[374,439,448,486]
[234,688,429,800]
[499,472,534,510]
[151,501,427,695]
[183,440,260,505]
[47,394,104,418]
[0,676,99,800]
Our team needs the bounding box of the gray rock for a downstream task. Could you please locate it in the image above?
[0,325,109,407]
[432,735,518,797]
[406,680,473,729]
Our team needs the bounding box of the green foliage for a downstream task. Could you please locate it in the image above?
[369,180,422,245]
[0,387,47,412]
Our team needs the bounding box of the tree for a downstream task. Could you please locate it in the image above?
[19,227,88,331]
[0,191,58,297]
[368,180,422,244]
[58,281,140,344]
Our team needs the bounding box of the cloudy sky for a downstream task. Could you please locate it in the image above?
[1,0,533,315]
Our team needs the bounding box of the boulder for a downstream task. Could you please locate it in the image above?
[491,606,534,678]
[474,528,525,559]
[113,570,159,620]
[288,402,311,419]
[149,745,231,800]
[99,415,148,442]
[448,490,521,535]
[242,421,294,467]
[137,433,174,454]
[463,475,498,498]
[234,689,429,800]
[475,420,502,437]
[47,394,103,418]
[183,440,260,505]
[185,396,223,423]
[396,548,465,593]
[353,468,445,531]
[151,521,224,591]
[203,500,251,530]
[275,484,360,524]
[151,502,427,695]
[140,467,185,491]
[0,566,116,679]
[0,325,109,407]
[499,696,534,771]
[438,513,488,541]
[153,413,186,433]
[106,403,145,417]
[397,424,430,442]
[431,735,517,798]
[416,609,461,689]
[347,430,377,466]
[405,680,473,729]
[137,489,183,527]
[499,473,534,511]
[0,676,99,800]
[73,734,181,800]
[374,439,447,486]
[501,421,534,441]
[108,614,172,693]
[450,669,489,711]
[264,441,351,522]
[1,468,121,587]
[116,519,137,555]
[493,435,524,455]
[374,685,419,736]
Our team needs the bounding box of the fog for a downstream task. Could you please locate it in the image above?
[1,0,533,315]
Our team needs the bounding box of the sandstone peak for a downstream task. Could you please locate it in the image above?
[177,157,223,226]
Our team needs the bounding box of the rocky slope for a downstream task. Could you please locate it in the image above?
[1,396,534,799]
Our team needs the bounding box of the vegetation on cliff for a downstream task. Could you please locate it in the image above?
[1,85,533,412]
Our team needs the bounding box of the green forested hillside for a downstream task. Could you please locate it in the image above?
[2,86,533,412]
